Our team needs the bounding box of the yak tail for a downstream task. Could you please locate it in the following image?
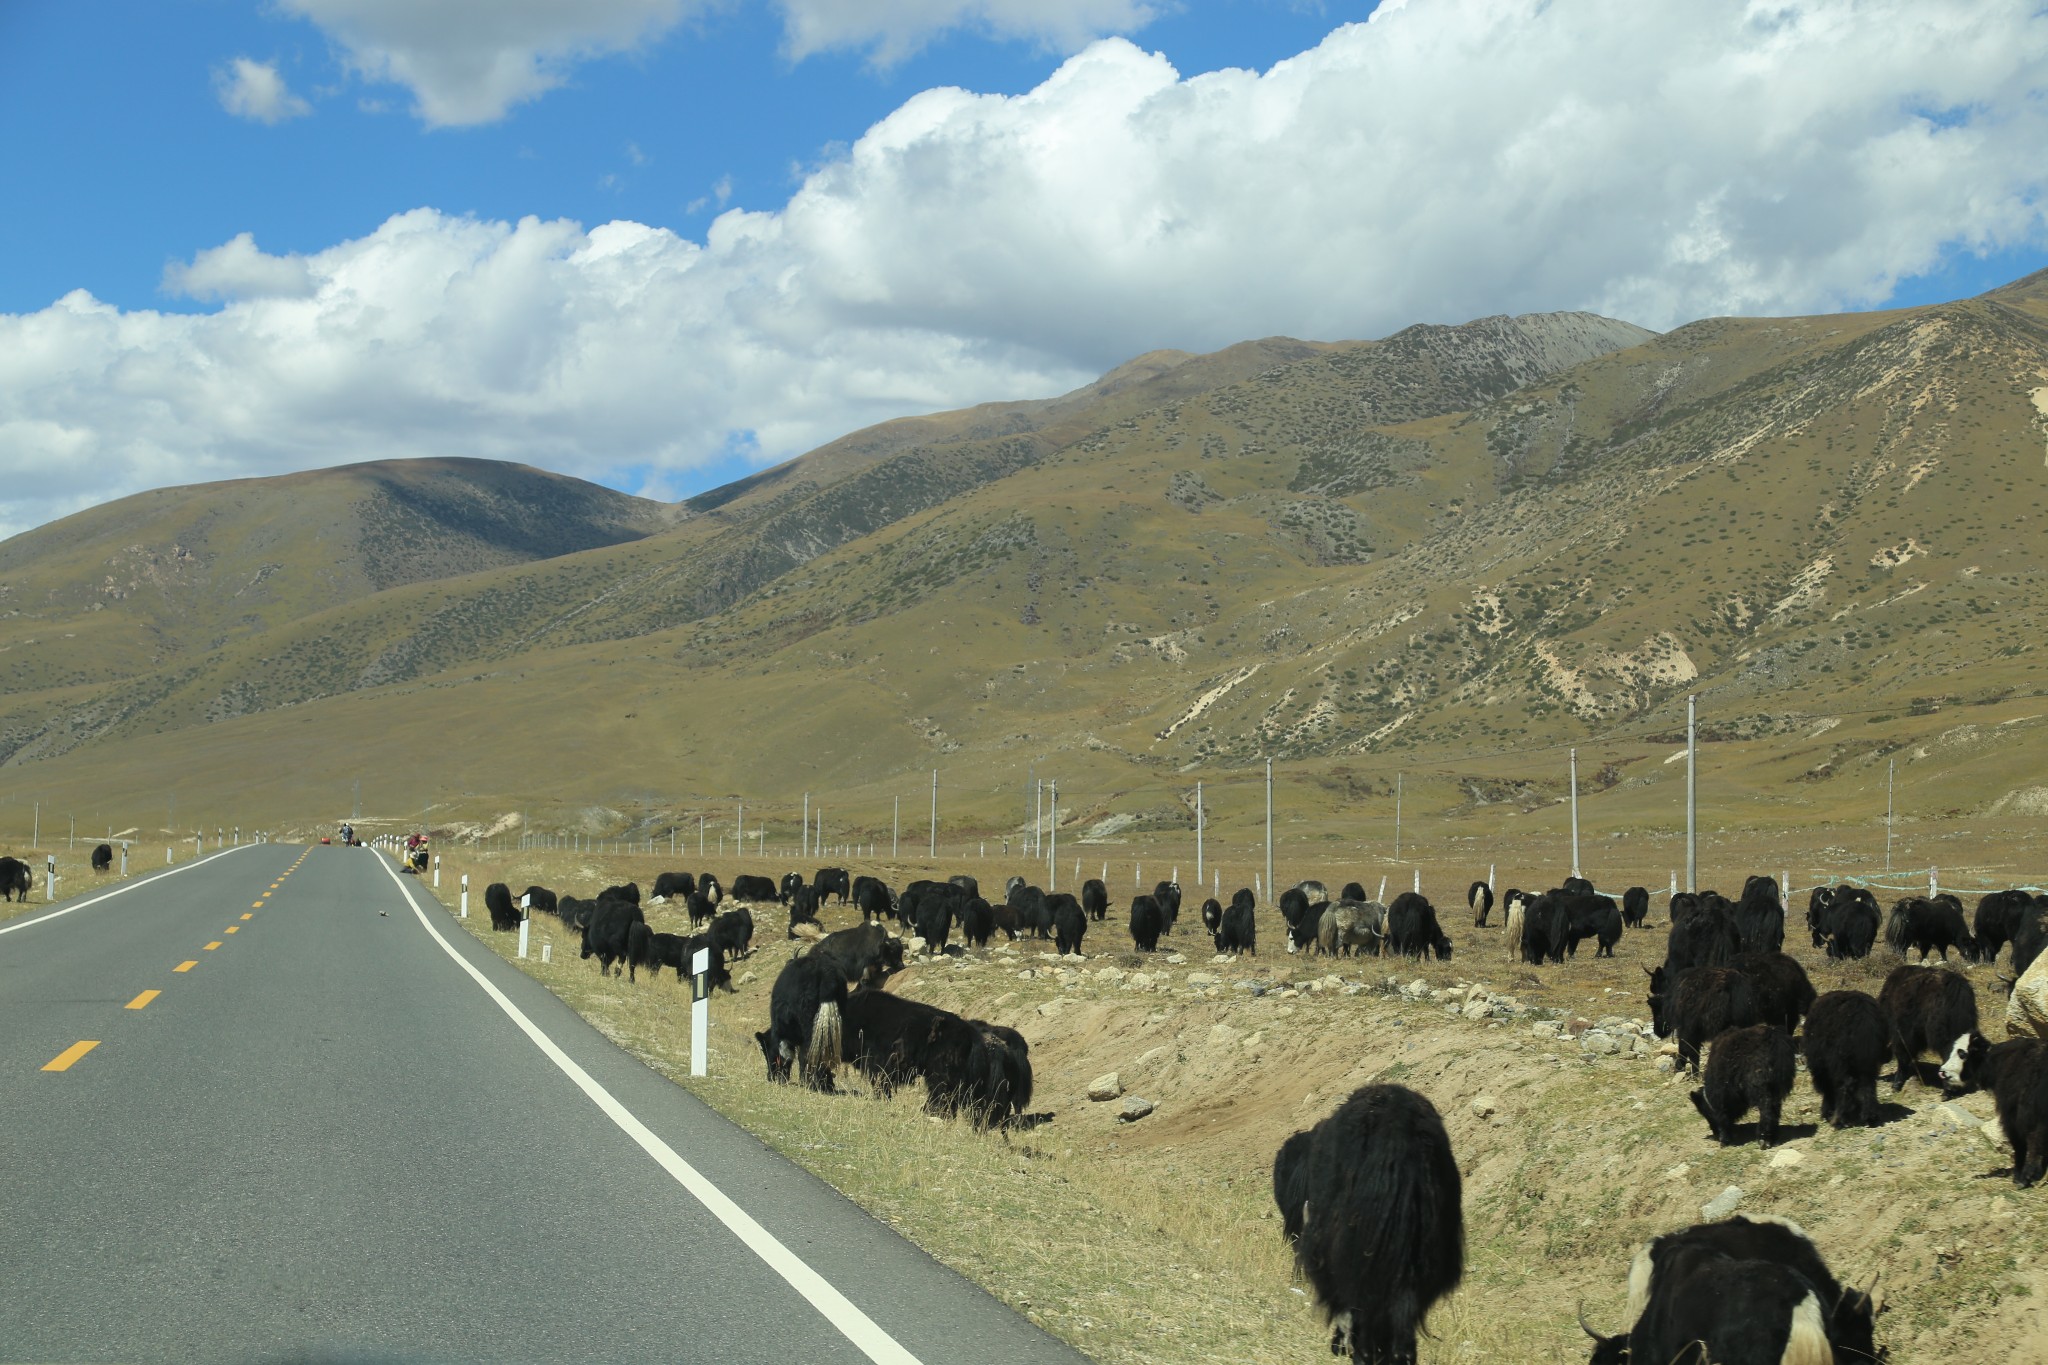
[1780,1292,1832,1365]
[808,1000,844,1079]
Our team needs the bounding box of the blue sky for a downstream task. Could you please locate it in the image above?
[1,0,2045,537]
[0,1,1370,315]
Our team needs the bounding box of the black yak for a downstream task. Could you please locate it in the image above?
[1803,990,1889,1129]
[1689,1024,1796,1147]
[1272,1084,1462,1365]
[757,955,847,1090]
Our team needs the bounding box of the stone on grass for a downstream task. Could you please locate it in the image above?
[1471,1094,1497,1119]
[1118,1097,1155,1122]
[1700,1186,1745,1219]
[1088,1072,1123,1102]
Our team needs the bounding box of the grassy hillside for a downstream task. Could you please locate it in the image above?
[0,458,679,692]
[4,281,2046,856]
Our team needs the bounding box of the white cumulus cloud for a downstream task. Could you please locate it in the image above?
[213,56,313,123]
[162,234,317,302]
[281,0,1158,126]
[282,0,703,126]
[6,0,2048,540]
[777,0,1160,64]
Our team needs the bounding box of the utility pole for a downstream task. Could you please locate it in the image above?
[1195,780,1204,886]
[893,796,900,859]
[1034,779,1043,858]
[1886,758,1896,872]
[1048,780,1058,892]
[736,802,743,858]
[802,793,809,858]
[1394,773,1403,860]
[1569,747,1581,879]
[929,770,937,860]
[1264,759,1274,906]
[1685,693,1699,894]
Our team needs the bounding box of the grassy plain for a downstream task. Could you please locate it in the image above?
[408,831,2048,1365]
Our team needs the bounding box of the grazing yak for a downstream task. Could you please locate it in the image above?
[1317,901,1386,958]
[913,890,955,956]
[810,921,905,987]
[1280,882,1330,952]
[779,871,806,903]
[1501,890,1532,963]
[91,843,114,873]
[1803,990,1889,1129]
[1811,887,1882,960]
[787,884,822,939]
[522,885,558,916]
[1941,1034,2048,1187]
[1467,880,1494,927]
[814,867,851,904]
[1885,895,1978,962]
[924,1017,1035,1128]
[1733,950,1818,1035]
[1199,897,1225,935]
[729,874,779,905]
[948,873,979,900]
[758,955,847,1090]
[684,891,717,930]
[1649,966,1761,1075]
[957,896,996,949]
[708,907,755,962]
[1732,876,1786,955]
[484,882,521,932]
[598,882,641,906]
[851,875,893,924]
[1386,892,1452,960]
[1272,1084,1463,1365]
[1214,898,1256,957]
[1878,964,1978,1091]
[1620,886,1649,929]
[0,856,33,902]
[651,870,696,901]
[1129,895,1167,952]
[1081,878,1109,922]
[580,898,645,976]
[1689,1023,1796,1147]
[1052,896,1087,956]
[1582,1214,1880,1365]
[1152,880,1183,929]
[644,931,730,990]
[1975,889,2036,963]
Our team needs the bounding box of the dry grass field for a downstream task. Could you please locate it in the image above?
[400,830,2048,1365]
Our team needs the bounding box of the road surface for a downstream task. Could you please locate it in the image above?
[0,843,1093,1364]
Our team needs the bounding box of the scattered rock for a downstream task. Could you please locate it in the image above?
[1403,979,1431,999]
[1461,998,1494,1022]
[1701,1186,1745,1219]
[1087,1072,1123,1102]
[1165,953,1187,965]
[1664,1163,1691,1181]
[1982,1116,2008,1147]
[1580,1032,1621,1056]
[1768,1148,1805,1170]
[1096,967,1127,984]
[1930,1101,1985,1128]
[1654,1056,1677,1074]
[1187,972,1221,987]
[1118,1097,1155,1122]
[1471,1094,1497,1119]
[1209,1023,1243,1048]
[1234,980,1265,995]
[1135,1046,1170,1068]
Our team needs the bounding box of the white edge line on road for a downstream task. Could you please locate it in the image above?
[371,853,924,1365]
[0,845,257,940]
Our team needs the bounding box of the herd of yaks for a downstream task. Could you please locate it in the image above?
[462,860,2048,1364]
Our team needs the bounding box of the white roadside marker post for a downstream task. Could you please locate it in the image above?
[460,874,469,919]
[690,947,711,1077]
[518,894,531,959]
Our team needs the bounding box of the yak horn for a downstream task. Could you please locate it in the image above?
[1576,1301,1602,1340]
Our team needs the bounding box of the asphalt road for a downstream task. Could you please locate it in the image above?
[0,843,1093,1364]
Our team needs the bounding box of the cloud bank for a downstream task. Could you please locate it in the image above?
[213,57,313,124]
[9,0,2048,538]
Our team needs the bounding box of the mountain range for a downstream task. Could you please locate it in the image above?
[4,276,2045,847]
